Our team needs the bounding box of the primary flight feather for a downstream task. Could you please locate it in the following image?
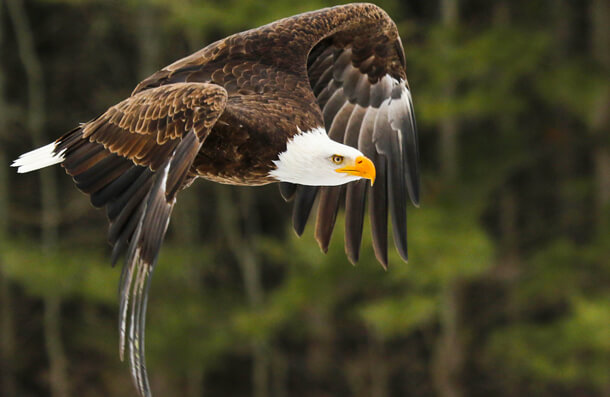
[12,3,419,396]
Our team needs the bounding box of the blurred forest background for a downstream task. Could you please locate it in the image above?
[0,0,609,396]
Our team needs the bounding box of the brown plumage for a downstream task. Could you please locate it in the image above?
[12,4,419,397]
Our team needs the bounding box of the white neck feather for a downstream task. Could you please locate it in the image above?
[269,127,364,186]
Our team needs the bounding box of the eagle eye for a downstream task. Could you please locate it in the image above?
[331,155,344,165]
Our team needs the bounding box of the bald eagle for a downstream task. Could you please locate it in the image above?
[12,3,419,396]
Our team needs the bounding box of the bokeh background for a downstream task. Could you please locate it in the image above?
[1,0,609,396]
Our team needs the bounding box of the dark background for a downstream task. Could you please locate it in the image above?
[1,0,608,396]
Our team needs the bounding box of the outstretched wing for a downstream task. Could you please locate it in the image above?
[123,3,418,268]
[55,82,227,397]
[276,4,420,267]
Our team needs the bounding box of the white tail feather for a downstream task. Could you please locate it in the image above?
[11,143,66,173]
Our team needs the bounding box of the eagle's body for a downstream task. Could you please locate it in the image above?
[12,4,419,397]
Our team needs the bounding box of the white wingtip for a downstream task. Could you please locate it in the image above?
[11,142,65,173]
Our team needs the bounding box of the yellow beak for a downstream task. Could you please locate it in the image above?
[335,155,376,186]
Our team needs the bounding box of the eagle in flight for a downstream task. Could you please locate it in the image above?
[12,3,419,396]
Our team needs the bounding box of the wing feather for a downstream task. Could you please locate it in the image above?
[370,152,389,267]
[393,88,420,205]
[292,13,419,267]
[278,182,297,202]
[312,62,335,96]
[314,186,345,253]
[374,99,408,261]
[315,100,354,252]
[344,179,367,264]
[322,87,347,127]
[292,185,318,236]
[316,80,340,109]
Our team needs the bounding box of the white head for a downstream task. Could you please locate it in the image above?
[269,127,376,186]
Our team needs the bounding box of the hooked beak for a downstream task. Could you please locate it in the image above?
[335,155,376,186]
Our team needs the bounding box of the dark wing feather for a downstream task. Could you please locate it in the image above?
[55,83,227,397]
[343,105,369,263]
[370,152,389,267]
[288,6,419,267]
[278,182,297,202]
[314,99,354,252]
[292,185,318,236]
[374,96,408,261]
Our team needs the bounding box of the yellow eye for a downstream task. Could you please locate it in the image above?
[331,155,344,165]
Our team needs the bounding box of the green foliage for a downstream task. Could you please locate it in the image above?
[359,202,493,338]
[486,233,610,389]
[487,295,610,388]
[2,242,116,302]
[515,238,609,308]
[536,59,608,126]
[359,294,437,338]
[411,26,551,125]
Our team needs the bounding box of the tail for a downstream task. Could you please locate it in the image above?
[11,142,66,173]
[13,127,156,264]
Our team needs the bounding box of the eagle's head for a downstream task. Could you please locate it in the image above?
[270,127,376,186]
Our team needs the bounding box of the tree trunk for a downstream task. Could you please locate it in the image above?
[238,189,268,397]
[137,2,160,79]
[6,0,59,251]
[271,349,288,397]
[438,0,459,185]
[492,0,509,26]
[438,108,458,184]
[368,331,389,397]
[494,188,520,280]
[433,284,463,397]
[216,187,268,397]
[0,158,17,397]
[305,308,334,393]
[43,296,70,397]
[0,254,16,397]
[591,0,610,233]
[173,187,206,397]
[433,1,464,397]
[186,366,205,397]
[0,108,16,397]
[0,3,17,395]
[6,0,66,396]
[552,0,580,239]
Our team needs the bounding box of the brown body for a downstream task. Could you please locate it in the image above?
[125,3,408,185]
